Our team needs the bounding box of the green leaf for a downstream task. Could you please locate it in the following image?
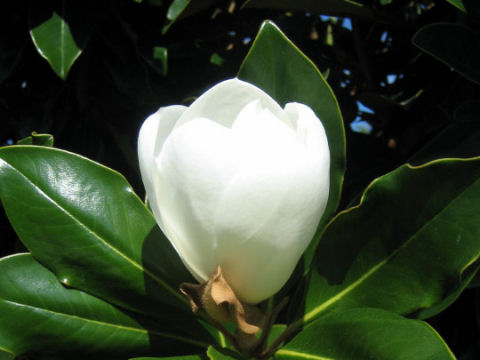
[300,157,480,324]
[0,146,196,319]
[29,0,94,79]
[275,308,455,360]
[443,0,480,20]
[238,21,346,267]
[444,0,466,12]
[0,253,208,359]
[0,349,14,360]
[412,22,480,85]
[131,356,203,360]
[206,347,243,360]
[210,53,224,66]
[163,0,218,33]
[266,324,287,348]
[468,270,480,287]
[242,0,376,19]
[153,46,168,75]
[16,132,54,147]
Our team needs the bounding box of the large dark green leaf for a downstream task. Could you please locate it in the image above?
[29,0,94,79]
[299,157,480,324]
[413,22,480,85]
[242,0,376,19]
[0,253,208,360]
[0,146,195,319]
[238,21,346,268]
[276,308,455,360]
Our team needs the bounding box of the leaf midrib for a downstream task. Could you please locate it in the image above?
[0,345,15,357]
[275,349,335,360]
[1,299,207,348]
[303,168,479,323]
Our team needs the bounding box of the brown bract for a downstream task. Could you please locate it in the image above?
[180,266,265,335]
[180,267,292,358]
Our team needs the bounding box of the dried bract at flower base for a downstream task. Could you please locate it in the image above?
[180,266,265,335]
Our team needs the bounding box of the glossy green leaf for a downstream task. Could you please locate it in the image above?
[413,22,480,85]
[0,146,197,319]
[0,253,208,360]
[163,0,217,33]
[16,132,54,147]
[444,0,466,12]
[299,157,480,324]
[276,308,455,360]
[29,0,93,79]
[238,21,346,267]
[243,0,376,19]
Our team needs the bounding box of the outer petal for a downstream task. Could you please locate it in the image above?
[151,118,240,282]
[175,78,286,129]
[284,102,330,159]
[138,105,187,230]
[213,102,330,303]
[232,100,295,145]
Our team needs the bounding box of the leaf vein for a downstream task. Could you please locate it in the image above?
[1,299,207,347]
[304,167,479,323]
[275,349,334,360]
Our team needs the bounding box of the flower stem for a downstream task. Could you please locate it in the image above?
[252,297,289,354]
[258,316,303,359]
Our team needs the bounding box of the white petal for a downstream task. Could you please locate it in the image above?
[284,102,330,157]
[232,100,295,146]
[152,118,240,282]
[138,105,186,229]
[213,150,325,303]
[213,103,330,304]
[283,102,330,223]
[175,78,285,129]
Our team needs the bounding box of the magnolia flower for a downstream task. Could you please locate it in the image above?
[138,78,330,304]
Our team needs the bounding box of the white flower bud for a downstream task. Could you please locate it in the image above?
[138,78,330,304]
